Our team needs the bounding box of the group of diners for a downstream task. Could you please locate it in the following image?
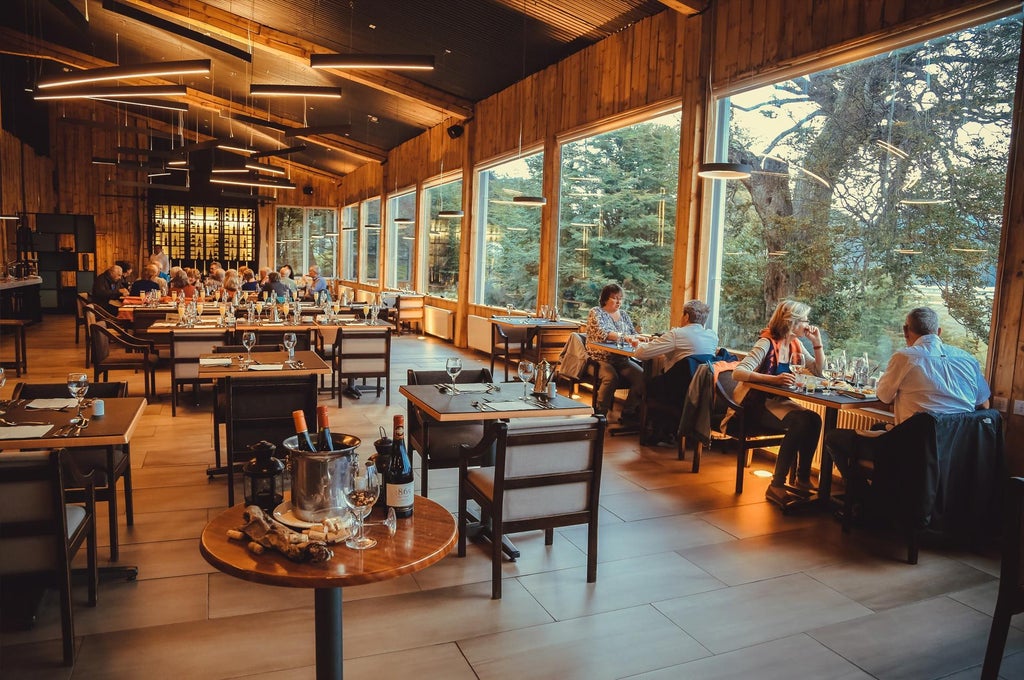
[584,282,990,507]
[91,249,330,313]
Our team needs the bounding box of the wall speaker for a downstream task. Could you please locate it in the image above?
[447,124,464,139]
[303,185,314,195]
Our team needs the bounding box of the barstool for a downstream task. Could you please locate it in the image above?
[0,318,29,376]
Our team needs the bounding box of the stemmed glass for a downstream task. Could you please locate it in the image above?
[343,460,381,550]
[821,357,839,395]
[368,303,380,325]
[254,299,264,323]
[505,303,514,318]
[241,331,256,367]
[283,332,297,366]
[539,304,549,320]
[445,357,463,394]
[517,359,536,399]
[66,372,89,426]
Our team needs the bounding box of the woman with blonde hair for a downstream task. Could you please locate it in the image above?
[733,300,827,505]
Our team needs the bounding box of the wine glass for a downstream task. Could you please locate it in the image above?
[445,357,463,394]
[254,299,264,322]
[241,331,256,366]
[517,359,536,399]
[539,304,549,320]
[66,372,89,424]
[283,332,297,365]
[343,461,381,550]
[821,357,838,395]
[0,367,5,413]
[505,303,514,318]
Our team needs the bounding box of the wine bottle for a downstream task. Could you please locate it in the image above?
[385,414,414,517]
[315,405,334,451]
[291,410,317,452]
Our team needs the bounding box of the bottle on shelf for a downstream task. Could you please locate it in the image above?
[315,405,334,451]
[385,414,414,518]
[291,410,317,452]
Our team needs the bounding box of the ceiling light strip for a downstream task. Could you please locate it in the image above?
[35,85,188,100]
[250,84,342,98]
[37,59,210,89]
[310,53,435,70]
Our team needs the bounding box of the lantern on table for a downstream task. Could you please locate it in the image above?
[243,440,285,512]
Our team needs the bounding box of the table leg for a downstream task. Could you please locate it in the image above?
[817,408,839,503]
[314,587,343,680]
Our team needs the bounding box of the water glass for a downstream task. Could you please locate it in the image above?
[517,360,536,399]
[506,303,514,317]
[445,357,463,393]
[66,372,89,422]
[241,331,256,366]
[283,332,297,363]
[343,461,381,550]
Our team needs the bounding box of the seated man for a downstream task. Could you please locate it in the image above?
[130,264,166,296]
[92,264,129,312]
[825,306,991,495]
[305,265,328,300]
[261,271,291,302]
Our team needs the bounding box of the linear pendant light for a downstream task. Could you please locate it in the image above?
[393,217,414,224]
[438,210,464,218]
[37,59,211,89]
[92,97,189,112]
[310,53,434,70]
[210,176,296,189]
[252,145,307,159]
[697,162,752,179]
[513,196,547,206]
[35,84,187,101]
[245,161,287,176]
[250,84,342,98]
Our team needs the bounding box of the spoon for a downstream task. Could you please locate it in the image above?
[70,416,90,428]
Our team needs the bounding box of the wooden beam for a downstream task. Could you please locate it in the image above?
[115,0,474,120]
[658,0,708,16]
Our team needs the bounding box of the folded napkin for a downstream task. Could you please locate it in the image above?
[485,400,543,411]
[152,322,177,328]
[247,363,284,371]
[449,383,491,393]
[27,398,78,409]
[199,357,233,366]
[262,322,285,326]
[0,425,55,440]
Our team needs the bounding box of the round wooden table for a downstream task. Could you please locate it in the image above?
[200,496,456,680]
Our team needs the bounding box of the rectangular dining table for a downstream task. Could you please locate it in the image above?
[196,350,331,379]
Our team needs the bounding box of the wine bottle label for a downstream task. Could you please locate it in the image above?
[386,481,414,509]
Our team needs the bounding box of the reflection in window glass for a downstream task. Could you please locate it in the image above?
[341,204,358,281]
[473,152,543,309]
[423,179,462,298]
[360,197,381,284]
[709,15,1020,369]
[275,206,336,278]
[556,111,680,331]
[387,191,416,290]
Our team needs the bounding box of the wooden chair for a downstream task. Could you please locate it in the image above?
[333,327,391,407]
[490,317,530,381]
[222,374,318,506]
[131,308,173,354]
[524,325,576,366]
[169,329,230,416]
[393,294,425,335]
[714,369,788,494]
[13,381,134,561]
[406,368,493,497]
[255,328,313,351]
[982,476,1024,679]
[457,414,607,599]
[209,344,282,471]
[75,292,90,347]
[0,450,98,666]
[89,320,159,399]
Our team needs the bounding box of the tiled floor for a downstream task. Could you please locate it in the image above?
[1,315,1023,679]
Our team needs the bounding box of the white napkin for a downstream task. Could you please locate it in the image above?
[450,383,491,393]
[27,398,78,409]
[0,425,55,440]
[485,400,543,411]
[247,363,284,371]
[263,322,285,326]
[199,357,233,366]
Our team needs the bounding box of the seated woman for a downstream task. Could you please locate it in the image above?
[168,268,196,299]
[262,271,290,302]
[130,264,166,296]
[240,269,260,292]
[585,283,646,423]
[733,299,826,504]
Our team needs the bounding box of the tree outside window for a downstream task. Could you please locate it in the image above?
[341,204,358,281]
[275,206,336,277]
[360,197,381,284]
[556,111,681,331]
[387,190,416,290]
[708,14,1020,368]
[473,151,543,310]
[424,179,462,298]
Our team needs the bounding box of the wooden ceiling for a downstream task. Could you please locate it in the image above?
[0,0,707,178]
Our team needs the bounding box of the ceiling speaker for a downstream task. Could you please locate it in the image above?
[303,185,314,195]
[447,124,464,139]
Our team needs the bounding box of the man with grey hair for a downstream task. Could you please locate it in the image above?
[634,299,718,371]
[826,306,990,486]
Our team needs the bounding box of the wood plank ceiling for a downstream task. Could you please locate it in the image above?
[0,0,690,179]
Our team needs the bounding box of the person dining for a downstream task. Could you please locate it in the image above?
[305,265,328,299]
[130,264,166,296]
[262,271,290,301]
[240,269,260,292]
[92,264,129,312]
[168,268,197,299]
[634,299,719,371]
[585,283,646,423]
[733,299,826,505]
[824,306,991,495]
[279,265,298,298]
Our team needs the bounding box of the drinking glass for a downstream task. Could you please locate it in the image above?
[506,303,514,317]
[517,359,536,399]
[66,372,89,424]
[254,300,264,322]
[241,331,256,366]
[368,303,379,325]
[0,367,5,413]
[343,461,381,550]
[821,358,838,394]
[539,304,549,319]
[283,332,297,365]
[445,357,463,393]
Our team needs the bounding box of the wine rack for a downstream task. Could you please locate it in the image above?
[151,203,257,271]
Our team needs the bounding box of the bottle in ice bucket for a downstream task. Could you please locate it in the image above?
[372,425,392,509]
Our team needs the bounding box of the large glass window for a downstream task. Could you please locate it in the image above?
[360,197,381,284]
[708,14,1020,369]
[341,204,358,281]
[556,111,681,330]
[275,206,337,277]
[387,190,416,290]
[473,151,543,309]
[423,178,463,298]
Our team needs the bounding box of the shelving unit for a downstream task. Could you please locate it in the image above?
[151,203,257,271]
[32,213,96,314]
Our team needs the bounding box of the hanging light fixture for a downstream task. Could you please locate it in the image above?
[249,84,342,98]
[511,0,546,207]
[512,196,546,206]
[210,176,297,189]
[393,217,414,224]
[697,162,753,179]
[245,161,287,176]
[310,54,434,70]
[35,84,188,101]
[36,59,211,89]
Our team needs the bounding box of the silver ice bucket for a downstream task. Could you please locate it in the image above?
[282,433,361,522]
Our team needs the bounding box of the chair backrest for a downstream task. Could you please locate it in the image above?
[406,367,493,456]
[224,375,318,457]
[255,329,313,351]
[999,476,1024,597]
[491,318,529,347]
[334,327,391,378]
[76,292,90,321]
[90,320,112,364]
[170,330,230,380]
[213,344,283,354]
[0,450,74,576]
[396,294,425,322]
[487,414,606,523]
[13,381,128,399]
[529,326,576,365]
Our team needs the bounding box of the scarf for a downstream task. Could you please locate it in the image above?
[757,329,804,375]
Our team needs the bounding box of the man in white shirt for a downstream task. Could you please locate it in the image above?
[634,299,719,371]
[826,306,990,483]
